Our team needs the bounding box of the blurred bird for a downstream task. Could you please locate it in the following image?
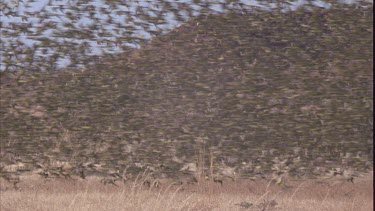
[235,201,253,209]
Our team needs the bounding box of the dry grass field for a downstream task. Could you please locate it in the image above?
[1,171,372,211]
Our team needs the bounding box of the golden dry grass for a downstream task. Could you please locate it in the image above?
[1,171,373,211]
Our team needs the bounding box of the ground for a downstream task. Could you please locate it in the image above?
[0,171,372,211]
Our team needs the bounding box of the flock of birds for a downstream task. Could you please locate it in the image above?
[0,155,240,190]
[0,152,361,191]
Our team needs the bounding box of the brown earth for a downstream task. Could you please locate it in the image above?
[0,171,372,211]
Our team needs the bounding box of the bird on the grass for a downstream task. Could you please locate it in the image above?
[235,201,253,209]
[2,173,21,190]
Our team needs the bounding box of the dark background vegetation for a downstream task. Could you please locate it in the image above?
[0,0,373,180]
